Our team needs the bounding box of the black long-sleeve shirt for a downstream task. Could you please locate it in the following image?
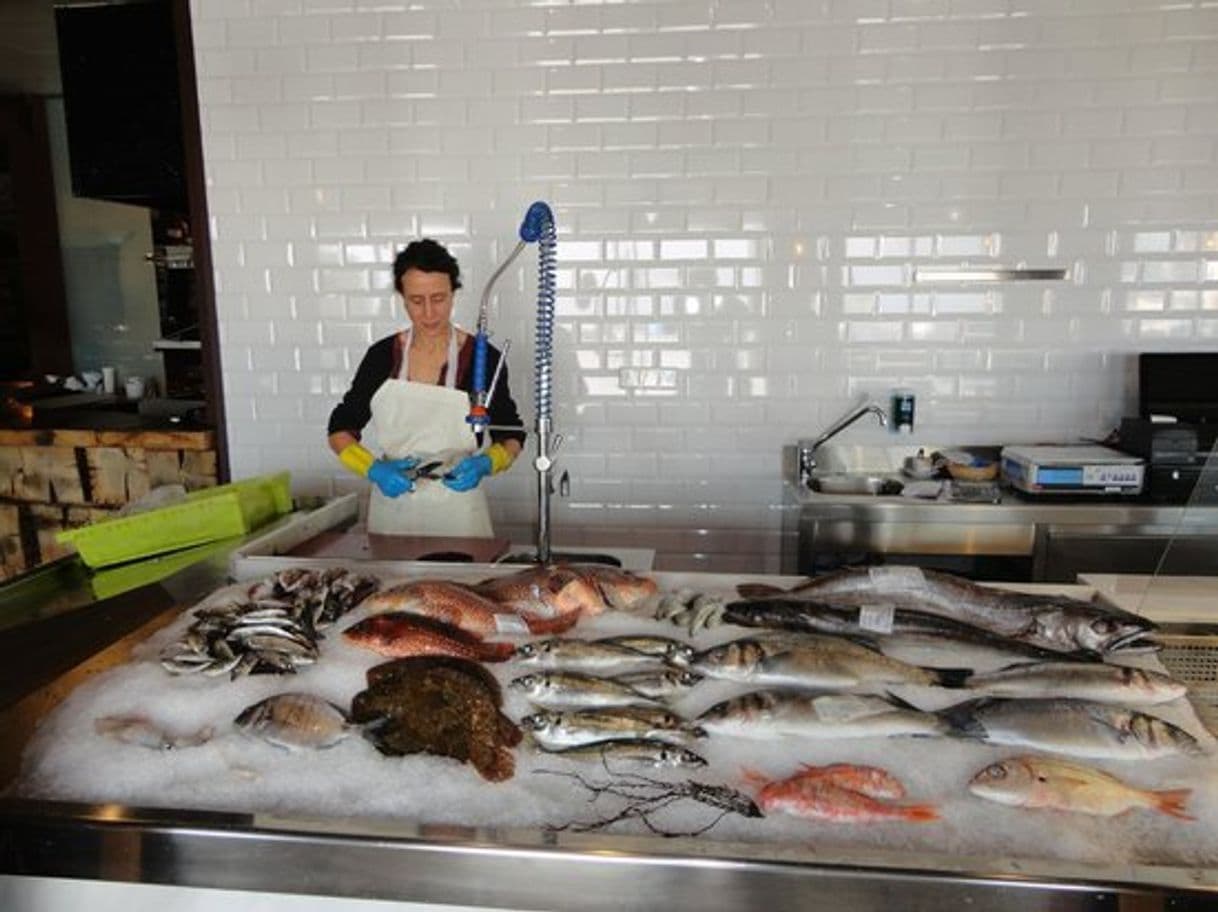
[327,332,527,446]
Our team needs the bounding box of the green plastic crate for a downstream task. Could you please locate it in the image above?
[58,472,292,569]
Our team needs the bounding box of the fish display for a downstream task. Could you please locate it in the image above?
[512,637,666,673]
[969,755,1195,820]
[538,738,708,769]
[351,656,521,782]
[731,568,1157,657]
[696,690,946,740]
[676,634,965,689]
[746,764,938,823]
[94,715,214,750]
[509,671,661,709]
[521,707,692,750]
[942,698,1204,760]
[161,601,320,678]
[961,662,1187,705]
[235,693,351,750]
[342,613,514,662]
[610,669,703,701]
[245,567,379,629]
[359,580,534,637]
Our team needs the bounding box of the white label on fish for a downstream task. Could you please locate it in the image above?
[493,614,532,636]
[857,604,896,634]
[868,566,926,591]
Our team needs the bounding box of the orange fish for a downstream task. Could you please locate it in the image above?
[747,768,937,823]
[342,613,514,663]
[571,565,659,612]
[476,566,605,623]
[789,763,907,801]
[360,580,526,639]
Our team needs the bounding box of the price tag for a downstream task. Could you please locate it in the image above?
[857,604,896,634]
[494,614,531,636]
[868,566,926,592]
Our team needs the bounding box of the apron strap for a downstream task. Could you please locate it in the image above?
[397,327,459,390]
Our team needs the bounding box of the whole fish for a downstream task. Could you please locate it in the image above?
[869,631,1081,672]
[962,662,1187,705]
[747,772,938,823]
[94,715,213,750]
[776,763,907,801]
[611,669,703,701]
[234,693,351,750]
[594,634,694,664]
[969,755,1194,820]
[942,698,1204,760]
[343,613,514,662]
[475,565,607,622]
[513,638,665,673]
[696,690,946,740]
[359,580,533,637]
[521,707,691,749]
[678,634,965,689]
[738,567,1156,657]
[509,672,660,709]
[539,738,707,769]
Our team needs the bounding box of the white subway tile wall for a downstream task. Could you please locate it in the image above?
[191,0,1218,572]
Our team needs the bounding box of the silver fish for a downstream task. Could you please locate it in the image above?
[509,672,660,709]
[695,690,946,740]
[513,638,665,673]
[521,707,691,749]
[94,715,214,750]
[941,698,1204,760]
[679,634,962,689]
[962,662,1188,705]
[539,738,707,769]
[235,693,351,750]
[593,634,695,664]
[611,669,703,701]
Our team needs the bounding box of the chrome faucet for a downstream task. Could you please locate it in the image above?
[797,400,889,486]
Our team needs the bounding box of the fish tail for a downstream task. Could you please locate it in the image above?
[477,640,517,662]
[1152,788,1196,821]
[898,803,939,822]
[524,611,581,635]
[931,667,973,689]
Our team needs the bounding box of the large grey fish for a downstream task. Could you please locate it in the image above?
[695,689,946,740]
[538,738,707,769]
[521,707,691,749]
[736,567,1157,657]
[961,662,1187,705]
[941,698,1204,760]
[512,638,665,673]
[509,672,660,709]
[235,692,351,750]
[611,669,703,701]
[676,634,965,689]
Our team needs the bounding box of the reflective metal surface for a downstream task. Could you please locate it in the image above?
[914,267,1069,282]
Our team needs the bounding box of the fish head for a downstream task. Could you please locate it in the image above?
[520,712,556,732]
[1049,606,1158,655]
[665,643,696,665]
[508,674,542,694]
[658,745,707,768]
[967,758,1035,805]
[674,670,703,687]
[582,568,659,610]
[513,639,557,663]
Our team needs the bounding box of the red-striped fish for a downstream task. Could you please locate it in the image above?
[342,613,514,662]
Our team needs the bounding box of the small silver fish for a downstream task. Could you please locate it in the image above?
[521,707,691,749]
[234,693,351,750]
[513,638,664,673]
[509,672,660,709]
[593,635,695,664]
[611,669,703,701]
[540,738,707,769]
[94,715,214,750]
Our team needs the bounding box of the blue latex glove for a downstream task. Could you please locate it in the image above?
[367,457,419,498]
[443,454,492,492]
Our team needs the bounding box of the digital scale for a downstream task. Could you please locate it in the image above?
[1001,445,1145,496]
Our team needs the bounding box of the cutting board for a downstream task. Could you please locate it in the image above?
[286,530,511,564]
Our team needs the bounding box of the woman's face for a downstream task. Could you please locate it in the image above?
[400,268,454,337]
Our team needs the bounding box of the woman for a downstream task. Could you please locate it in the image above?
[327,239,526,536]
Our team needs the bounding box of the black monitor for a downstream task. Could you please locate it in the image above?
[1139,352,1218,424]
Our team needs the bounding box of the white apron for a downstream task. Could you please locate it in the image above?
[366,328,493,537]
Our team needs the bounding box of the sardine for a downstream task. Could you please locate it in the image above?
[343,613,514,662]
[512,638,665,673]
[678,634,965,689]
[941,698,1205,760]
[521,707,691,749]
[234,693,351,750]
[94,715,214,750]
[509,671,660,709]
[611,669,703,701]
[539,738,707,769]
[969,755,1194,819]
[696,690,946,740]
[962,662,1187,705]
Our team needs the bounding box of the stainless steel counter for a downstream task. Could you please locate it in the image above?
[3,547,1218,908]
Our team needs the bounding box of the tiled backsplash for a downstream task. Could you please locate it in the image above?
[190,0,1218,572]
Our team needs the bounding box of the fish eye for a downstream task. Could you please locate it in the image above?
[1092,618,1117,634]
[982,764,1007,780]
[516,644,535,657]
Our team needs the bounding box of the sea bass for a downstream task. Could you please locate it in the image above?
[678,634,964,689]
[969,755,1194,820]
[746,769,937,823]
[509,671,660,709]
[962,661,1187,705]
[696,690,946,740]
[358,580,535,637]
[235,693,351,750]
[942,698,1205,760]
[343,613,514,662]
[738,567,1157,657]
[521,707,691,749]
[539,738,707,769]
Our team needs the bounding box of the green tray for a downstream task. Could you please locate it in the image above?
[58,472,292,569]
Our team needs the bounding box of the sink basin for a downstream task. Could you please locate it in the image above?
[810,473,904,496]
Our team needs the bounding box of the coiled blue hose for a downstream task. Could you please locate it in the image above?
[521,202,556,423]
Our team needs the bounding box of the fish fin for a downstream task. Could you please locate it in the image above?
[935,700,988,740]
[735,583,786,598]
[1152,788,1196,821]
[883,691,926,713]
[523,611,582,635]
[898,803,939,823]
[931,667,973,688]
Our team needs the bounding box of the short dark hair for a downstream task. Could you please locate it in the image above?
[392,238,462,294]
